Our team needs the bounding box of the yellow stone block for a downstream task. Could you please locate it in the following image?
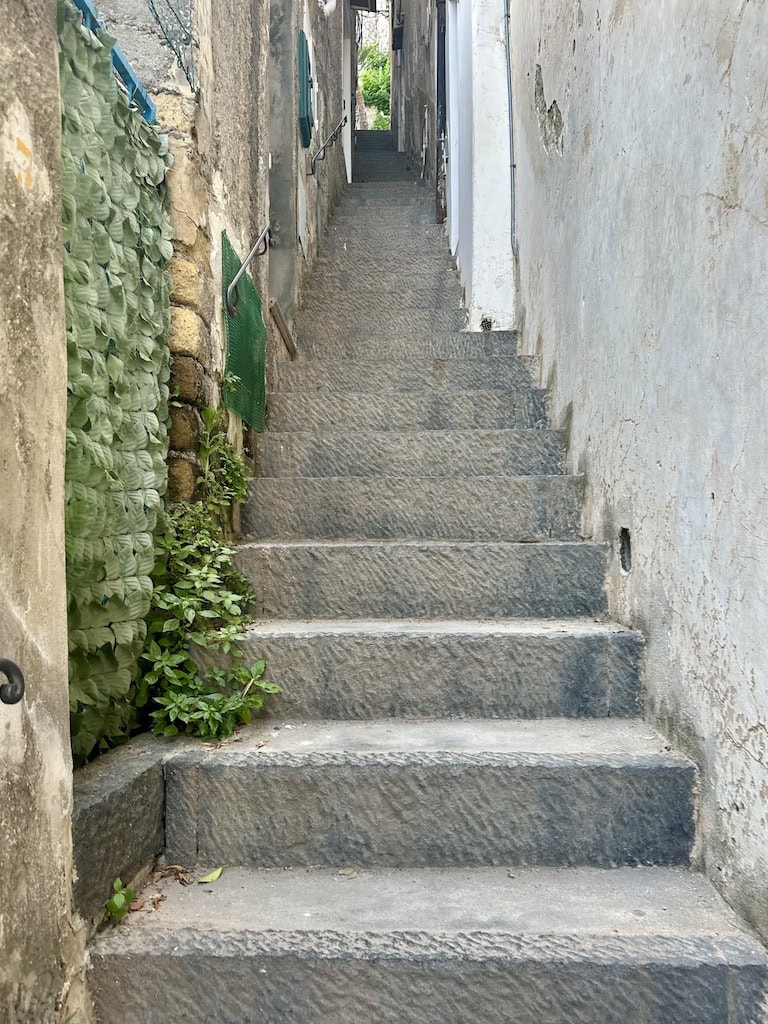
[169,257,201,310]
[169,306,206,359]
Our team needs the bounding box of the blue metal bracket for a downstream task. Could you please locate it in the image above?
[71,0,157,123]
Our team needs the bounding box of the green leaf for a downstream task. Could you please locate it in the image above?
[197,866,224,884]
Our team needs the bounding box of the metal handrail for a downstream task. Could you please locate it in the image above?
[225,224,271,317]
[310,114,348,175]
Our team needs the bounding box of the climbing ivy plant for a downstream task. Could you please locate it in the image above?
[59,0,173,764]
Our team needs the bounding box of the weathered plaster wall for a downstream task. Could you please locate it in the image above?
[510,0,768,941]
[269,0,348,365]
[0,3,83,1020]
[395,0,436,178]
[298,0,348,288]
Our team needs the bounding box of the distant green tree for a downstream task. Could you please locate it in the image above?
[359,44,390,117]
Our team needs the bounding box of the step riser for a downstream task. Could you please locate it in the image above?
[236,629,644,719]
[236,543,608,619]
[89,947,763,1024]
[255,431,564,478]
[165,752,694,868]
[297,333,519,360]
[298,309,467,335]
[274,358,535,393]
[243,478,583,542]
[266,392,548,432]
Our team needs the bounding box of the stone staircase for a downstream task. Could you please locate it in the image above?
[88,134,768,1022]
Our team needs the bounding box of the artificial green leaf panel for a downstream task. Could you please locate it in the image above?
[222,233,266,431]
[59,0,173,764]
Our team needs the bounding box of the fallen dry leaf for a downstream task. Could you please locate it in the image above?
[128,898,145,912]
[197,866,224,884]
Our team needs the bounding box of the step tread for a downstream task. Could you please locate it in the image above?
[274,358,536,393]
[239,538,602,550]
[91,865,765,954]
[182,717,685,761]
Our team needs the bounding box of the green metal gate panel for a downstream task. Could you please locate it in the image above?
[222,232,266,431]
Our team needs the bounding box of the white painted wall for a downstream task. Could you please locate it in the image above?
[510,0,768,943]
[446,0,515,329]
[445,0,460,254]
[342,3,353,183]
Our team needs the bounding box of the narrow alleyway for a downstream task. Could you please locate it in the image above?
[88,134,768,1023]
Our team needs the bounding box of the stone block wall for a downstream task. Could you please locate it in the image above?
[158,91,215,499]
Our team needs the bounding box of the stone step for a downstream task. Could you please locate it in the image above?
[255,429,564,478]
[273,356,535,393]
[324,221,445,242]
[297,307,468,336]
[356,130,397,149]
[296,330,518,361]
[349,180,429,191]
[333,200,436,219]
[338,188,433,203]
[302,274,461,303]
[327,212,439,232]
[266,389,547,432]
[314,240,455,271]
[325,211,442,230]
[353,164,420,183]
[353,153,416,167]
[235,540,608,618]
[162,719,694,868]
[300,289,465,313]
[88,865,768,1024]
[236,618,643,720]
[242,476,583,542]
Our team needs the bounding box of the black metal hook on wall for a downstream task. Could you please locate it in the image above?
[0,660,25,705]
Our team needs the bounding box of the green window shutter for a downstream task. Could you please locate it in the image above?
[298,30,313,149]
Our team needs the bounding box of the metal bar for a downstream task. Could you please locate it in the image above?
[269,299,298,360]
[225,225,271,318]
[71,0,157,122]
[309,114,348,175]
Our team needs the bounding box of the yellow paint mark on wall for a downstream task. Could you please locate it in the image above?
[2,99,51,200]
[16,137,33,189]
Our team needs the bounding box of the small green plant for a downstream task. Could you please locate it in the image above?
[372,111,391,131]
[223,371,242,397]
[104,877,134,923]
[198,405,250,521]
[139,408,280,739]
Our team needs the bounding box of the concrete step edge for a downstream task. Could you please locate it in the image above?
[241,616,642,639]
